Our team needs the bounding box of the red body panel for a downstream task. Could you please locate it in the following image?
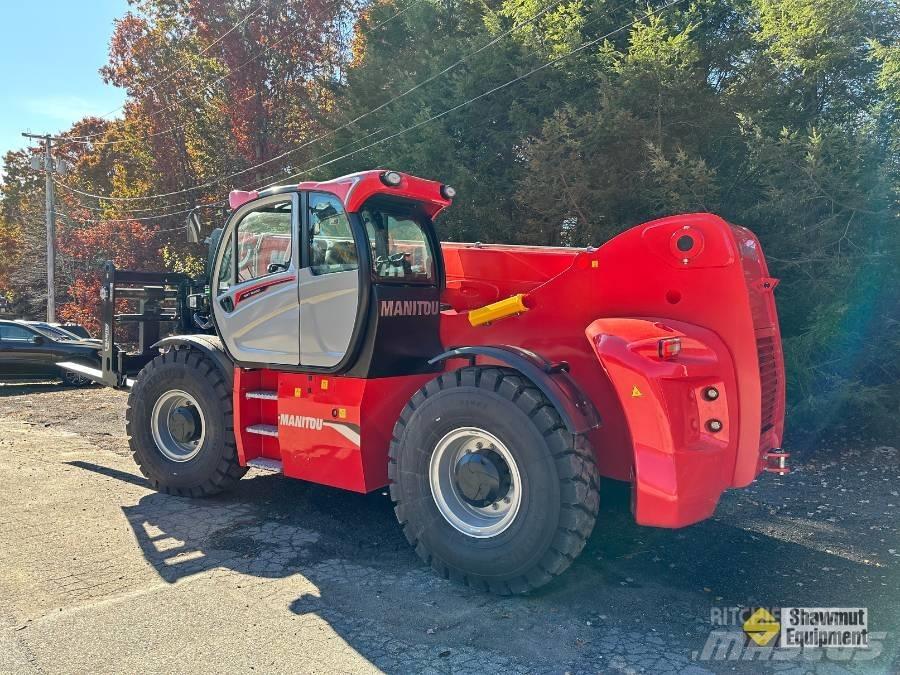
[437,213,785,526]
[231,172,785,529]
[235,369,433,492]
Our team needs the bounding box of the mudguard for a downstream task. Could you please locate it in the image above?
[586,318,740,528]
[152,334,234,385]
[429,345,601,435]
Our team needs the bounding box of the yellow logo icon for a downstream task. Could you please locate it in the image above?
[320,379,329,390]
[743,608,780,646]
[631,385,643,397]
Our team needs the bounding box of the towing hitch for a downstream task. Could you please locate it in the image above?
[763,450,790,475]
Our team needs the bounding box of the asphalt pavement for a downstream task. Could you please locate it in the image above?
[0,382,897,674]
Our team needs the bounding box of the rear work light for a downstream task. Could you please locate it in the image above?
[380,171,402,187]
[658,337,682,359]
[441,184,456,199]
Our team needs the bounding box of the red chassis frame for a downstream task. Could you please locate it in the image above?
[232,171,786,529]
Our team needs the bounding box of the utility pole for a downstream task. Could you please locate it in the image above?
[22,133,58,322]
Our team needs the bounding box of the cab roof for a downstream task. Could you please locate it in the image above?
[228,170,453,217]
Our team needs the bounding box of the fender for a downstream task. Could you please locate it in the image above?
[585,317,740,528]
[152,334,234,386]
[429,345,601,435]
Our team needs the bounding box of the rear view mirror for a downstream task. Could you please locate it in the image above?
[186,211,202,244]
[31,335,45,345]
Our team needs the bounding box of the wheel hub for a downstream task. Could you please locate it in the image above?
[429,427,522,538]
[168,406,201,444]
[150,390,206,462]
[454,449,511,507]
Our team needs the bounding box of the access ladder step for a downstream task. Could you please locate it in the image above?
[246,457,283,473]
[246,390,278,400]
[246,424,279,437]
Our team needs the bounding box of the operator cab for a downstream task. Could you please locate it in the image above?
[209,171,450,377]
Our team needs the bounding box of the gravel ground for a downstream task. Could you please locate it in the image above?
[0,381,898,674]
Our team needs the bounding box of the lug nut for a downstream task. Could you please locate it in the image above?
[703,387,720,401]
[706,419,723,433]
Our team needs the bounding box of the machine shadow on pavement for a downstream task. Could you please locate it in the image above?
[66,459,896,672]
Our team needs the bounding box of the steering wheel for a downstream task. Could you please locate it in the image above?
[376,252,407,266]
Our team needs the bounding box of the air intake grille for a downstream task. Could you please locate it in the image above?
[757,335,779,435]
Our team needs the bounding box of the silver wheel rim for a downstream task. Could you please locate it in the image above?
[150,390,205,462]
[429,427,522,538]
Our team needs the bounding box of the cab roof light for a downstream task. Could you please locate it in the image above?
[658,337,682,360]
[380,171,402,187]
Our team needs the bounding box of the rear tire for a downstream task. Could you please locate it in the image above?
[126,348,246,496]
[389,367,600,594]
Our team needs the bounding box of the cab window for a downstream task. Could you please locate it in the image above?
[308,193,359,276]
[216,230,234,295]
[361,205,435,282]
[235,200,293,283]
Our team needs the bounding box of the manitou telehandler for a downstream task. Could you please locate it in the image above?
[63,169,787,593]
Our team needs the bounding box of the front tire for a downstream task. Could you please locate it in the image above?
[389,367,600,594]
[126,348,246,496]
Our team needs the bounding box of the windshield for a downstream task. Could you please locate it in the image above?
[360,204,436,283]
[19,323,69,341]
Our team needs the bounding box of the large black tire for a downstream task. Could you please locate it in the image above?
[126,348,246,496]
[388,366,600,594]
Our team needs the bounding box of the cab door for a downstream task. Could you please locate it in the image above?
[299,192,361,368]
[212,193,300,365]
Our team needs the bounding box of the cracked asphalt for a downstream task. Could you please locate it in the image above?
[0,382,898,674]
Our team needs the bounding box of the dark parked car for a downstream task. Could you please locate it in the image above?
[0,319,101,386]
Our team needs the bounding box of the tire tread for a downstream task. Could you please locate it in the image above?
[388,366,599,594]
[126,347,246,497]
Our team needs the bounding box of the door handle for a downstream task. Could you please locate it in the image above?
[220,296,234,313]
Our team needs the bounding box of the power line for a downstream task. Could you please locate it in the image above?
[57,0,685,224]
[55,126,388,218]
[53,0,571,205]
[65,0,416,146]
[258,0,689,189]
[58,127,393,226]
[367,0,426,30]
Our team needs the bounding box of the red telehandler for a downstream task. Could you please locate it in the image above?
[63,170,787,593]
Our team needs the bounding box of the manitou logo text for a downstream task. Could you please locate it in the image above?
[279,414,323,430]
[380,300,440,317]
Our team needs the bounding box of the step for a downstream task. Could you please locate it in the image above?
[246,424,279,437]
[246,390,278,400]
[246,457,283,473]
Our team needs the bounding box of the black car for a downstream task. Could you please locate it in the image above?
[0,320,101,386]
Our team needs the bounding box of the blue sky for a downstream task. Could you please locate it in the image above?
[0,0,129,158]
